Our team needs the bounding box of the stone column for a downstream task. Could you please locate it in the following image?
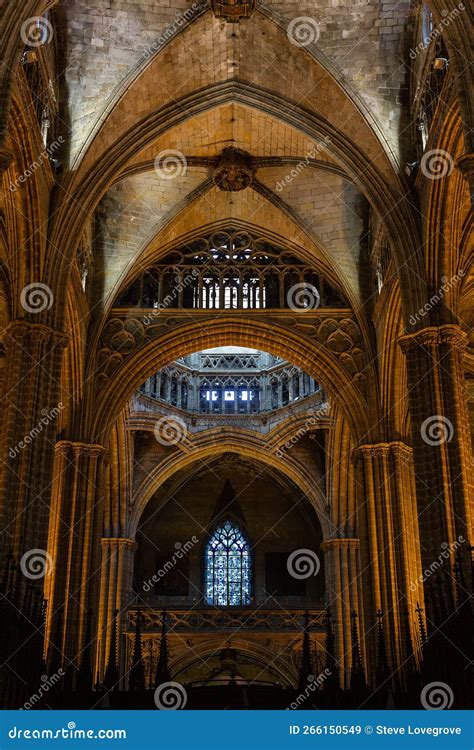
[96,537,137,684]
[320,538,361,688]
[399,325,472,615]
[0,321,68,561]
[353,441,426,678]
[45,441,107,672]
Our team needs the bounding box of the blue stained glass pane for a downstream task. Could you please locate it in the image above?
[205,521,251,606]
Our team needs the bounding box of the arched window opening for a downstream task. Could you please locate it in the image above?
[115,229,348,310]
[205,521,251,606]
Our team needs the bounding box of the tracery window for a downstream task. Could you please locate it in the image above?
[115,229,348,310]
[205,521,251,606]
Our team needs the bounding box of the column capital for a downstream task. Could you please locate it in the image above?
[2,320,69,349]
[352,442,391,462]
[321,537,359,553]
[55,440,107,458]
[399,325,467,354]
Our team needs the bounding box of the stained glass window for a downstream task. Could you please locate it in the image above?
[205,521,251,606]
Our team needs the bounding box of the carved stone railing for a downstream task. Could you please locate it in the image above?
[130,390,331,435]
[127,607,325,633]
[97,309,367,397]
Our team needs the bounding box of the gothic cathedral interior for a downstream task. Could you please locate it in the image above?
[0,0,472,711]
